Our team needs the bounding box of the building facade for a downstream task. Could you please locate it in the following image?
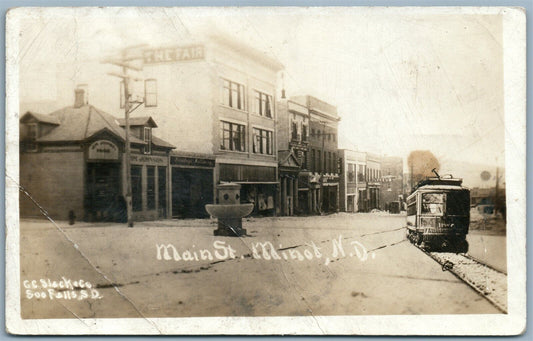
[276,97,309,215]
[361,153,381,212]
[294,95,341,214]
[24,35,284,218]
[338,149,366,212]
[19,94,174,222]
[129,37,283,217]
[379,156,404,211]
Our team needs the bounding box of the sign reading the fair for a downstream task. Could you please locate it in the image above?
[143,45,205,64]
[88,140,119,160]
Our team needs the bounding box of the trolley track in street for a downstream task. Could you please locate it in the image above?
[415,243,508,313]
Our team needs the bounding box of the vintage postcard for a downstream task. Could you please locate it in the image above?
[5,6,526,335]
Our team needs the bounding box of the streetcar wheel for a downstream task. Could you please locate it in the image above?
[416,232,423,245]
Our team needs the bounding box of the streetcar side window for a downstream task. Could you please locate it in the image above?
[407,196,417,216]
[421,193,444,215]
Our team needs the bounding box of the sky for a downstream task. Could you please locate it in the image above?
[16,7,505,186]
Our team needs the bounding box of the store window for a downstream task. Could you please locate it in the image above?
[144,79,157,107]
[146,166,156,210]
[131,165,143,212]
[220,121,246,152]
[253,128,273,155]
[348,164,355,182]
[222,79,245,110]
[253,90,272,118]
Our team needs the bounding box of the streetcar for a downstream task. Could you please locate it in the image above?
[406,170,470,252]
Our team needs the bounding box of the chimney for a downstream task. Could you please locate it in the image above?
[74,89,85,108]
[74,84,88,108]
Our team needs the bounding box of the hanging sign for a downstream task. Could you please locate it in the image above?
[88,140,119,160]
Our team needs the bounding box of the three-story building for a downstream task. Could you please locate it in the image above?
[276,97,309,215]
[294,95,341,214]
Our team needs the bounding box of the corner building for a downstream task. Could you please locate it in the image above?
[19,95,174,222]
[96,36,283,217]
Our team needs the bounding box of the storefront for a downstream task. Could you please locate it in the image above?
[129,154,171,221]
[278,151,301,216]
[321,174,340,214]
[218,163,277,216]
[84,138,123,222]
[19,104,175,223]
[170,153,215,219]
[84,137,174,222]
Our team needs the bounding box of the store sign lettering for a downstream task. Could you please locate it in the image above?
[171,156,215,168]
[88,140,118,160]
[143,45,205,64]
[130,155,166,164]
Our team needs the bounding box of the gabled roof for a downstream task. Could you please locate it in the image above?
[117,116,158,128]
[152,135,175,149]
[35,105,145,144]
[20,111,60,125]
[278,150,301,169]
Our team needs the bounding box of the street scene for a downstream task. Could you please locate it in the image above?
[8,6,517,334]
[20,211,505,319]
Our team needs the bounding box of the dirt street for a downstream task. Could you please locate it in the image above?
[19,213,502,319]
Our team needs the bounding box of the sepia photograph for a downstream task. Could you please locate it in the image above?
[5,6,526,335]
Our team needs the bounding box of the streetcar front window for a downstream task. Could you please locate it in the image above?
[421,193,444,215]
[446,191,470,215]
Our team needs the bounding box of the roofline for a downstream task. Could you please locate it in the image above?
[207,33,284,71]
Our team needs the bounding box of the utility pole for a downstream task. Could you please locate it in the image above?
[494,166,500,215]
[319,121,326,213]
[102,46,145,227]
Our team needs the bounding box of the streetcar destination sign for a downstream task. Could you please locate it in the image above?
[143,45,205,64]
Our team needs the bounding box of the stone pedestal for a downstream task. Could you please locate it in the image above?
[213,218,247,236]
[206,182,253,237]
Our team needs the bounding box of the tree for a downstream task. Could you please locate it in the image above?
[407,150,440,186]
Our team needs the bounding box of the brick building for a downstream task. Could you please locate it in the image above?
[19,94,174,222]
[295,95,341,214]
[358,153,381,212]
[338,149,366,212]
[379,156,404,211]
[276,97,309,215]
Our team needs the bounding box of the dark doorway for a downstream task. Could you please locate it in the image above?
[298,190,309,215]
[172,168,213,218]
[329,187,337,212]
[86,162,121,222]
[158,167,167,218]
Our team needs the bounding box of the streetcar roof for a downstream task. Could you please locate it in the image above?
[407,184,469,200]
[417,185,469,191]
